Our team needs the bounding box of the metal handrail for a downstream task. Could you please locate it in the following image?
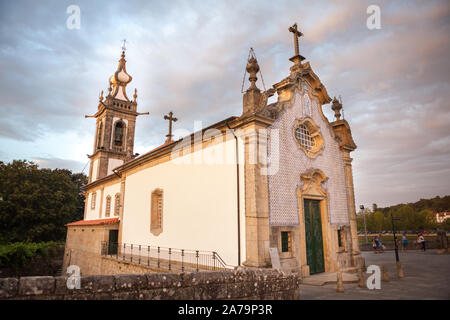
[101,242,233,272]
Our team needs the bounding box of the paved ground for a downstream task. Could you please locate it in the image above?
[301,271,358,286]
[299,250,450,299]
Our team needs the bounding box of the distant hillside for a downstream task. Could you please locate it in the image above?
[357,195,450,232]
[378,195,450,214]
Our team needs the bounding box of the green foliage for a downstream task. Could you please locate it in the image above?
[440,219,450,231]
[379,195,450,216]
[357,196,446,232]
[0,241,60,272]
[0,160,87,243]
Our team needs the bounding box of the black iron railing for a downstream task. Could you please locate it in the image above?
[101,242,232,272]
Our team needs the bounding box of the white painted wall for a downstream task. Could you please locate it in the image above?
[84,182,121,220]
[121,137,246,266]
[103,182,121,218]
[85,191,101,220]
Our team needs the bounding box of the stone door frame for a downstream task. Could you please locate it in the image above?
[296,168,333,277]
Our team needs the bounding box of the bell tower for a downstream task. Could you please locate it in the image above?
[86,49,147,183]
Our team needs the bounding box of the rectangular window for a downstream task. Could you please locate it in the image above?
[114,194,120,216]
[91,192,96,210]
[151,189,163,236]
[105,196,111,217]
[281,231,292,253]
[337,229,343,248]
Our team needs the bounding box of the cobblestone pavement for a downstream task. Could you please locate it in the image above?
[299,250,450,299]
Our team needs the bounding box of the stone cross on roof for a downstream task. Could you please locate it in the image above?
[164,111,178,143]
[289,23,303,57]
[288,23,306,69]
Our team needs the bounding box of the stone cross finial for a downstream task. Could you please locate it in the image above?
[164,111,178,143]
[121,39,127,52]
[288,23,306,71]
[289,23,303,57]
[331,97,343,120]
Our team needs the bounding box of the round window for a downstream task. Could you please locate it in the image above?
[295,124,315,151]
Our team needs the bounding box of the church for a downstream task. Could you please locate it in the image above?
[63,24,364,277]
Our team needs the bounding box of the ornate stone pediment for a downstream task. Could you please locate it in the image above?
[299,169,328,197]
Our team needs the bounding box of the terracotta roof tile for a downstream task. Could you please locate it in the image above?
[66,218,119,226]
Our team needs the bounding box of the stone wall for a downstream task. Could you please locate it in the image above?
[0,268,300,300]
[63,224,119,275]
[100,256,162,274]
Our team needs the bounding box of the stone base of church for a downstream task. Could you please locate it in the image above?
[268,224,363,278]
[63,223,120,275]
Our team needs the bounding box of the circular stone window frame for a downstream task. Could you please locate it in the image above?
[293,116,324,159]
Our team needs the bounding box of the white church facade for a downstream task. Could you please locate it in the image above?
[64,25,364,277]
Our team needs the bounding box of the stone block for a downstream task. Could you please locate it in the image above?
[138,287,195,300]
[18,276,55,296]
[194,284,227,300]
[226,282,252,299]
[114,274,148,291]
[0,278,18,299]
[80,275,115,293]
[112,291,139,300]
[64,293,95,300]
[146,273,182,289]
[182,270,230,286]
[138,288,162,300]
[54,276,73,295]
[91,292,114,300]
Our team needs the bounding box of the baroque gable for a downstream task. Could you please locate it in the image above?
[267,78,350,226]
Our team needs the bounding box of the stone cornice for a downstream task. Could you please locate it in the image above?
[330,119,357,152]
[88,148,127,159]
[233,113,275,128]
[94,102,139,119]
[82,173,120,191]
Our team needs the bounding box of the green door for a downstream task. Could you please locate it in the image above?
[304,199,325,274]
[108,230,119,255]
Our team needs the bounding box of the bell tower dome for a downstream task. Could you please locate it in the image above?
[86,49,147,183]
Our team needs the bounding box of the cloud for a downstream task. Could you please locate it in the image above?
[0,0,449,207]
[32,157,86,173]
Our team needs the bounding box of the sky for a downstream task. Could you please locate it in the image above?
[0,0,449,208]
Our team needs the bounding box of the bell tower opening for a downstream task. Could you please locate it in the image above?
[113,121,125,147]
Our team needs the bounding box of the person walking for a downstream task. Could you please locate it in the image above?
[401,233,408,252]
[372,237,378,254]
[417,233,426,251]
[377,234,385,253]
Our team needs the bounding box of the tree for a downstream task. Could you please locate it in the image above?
[0,160,87,243]
[438,219,450,231]
[425,211,437,230]
[373,211,385,232]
